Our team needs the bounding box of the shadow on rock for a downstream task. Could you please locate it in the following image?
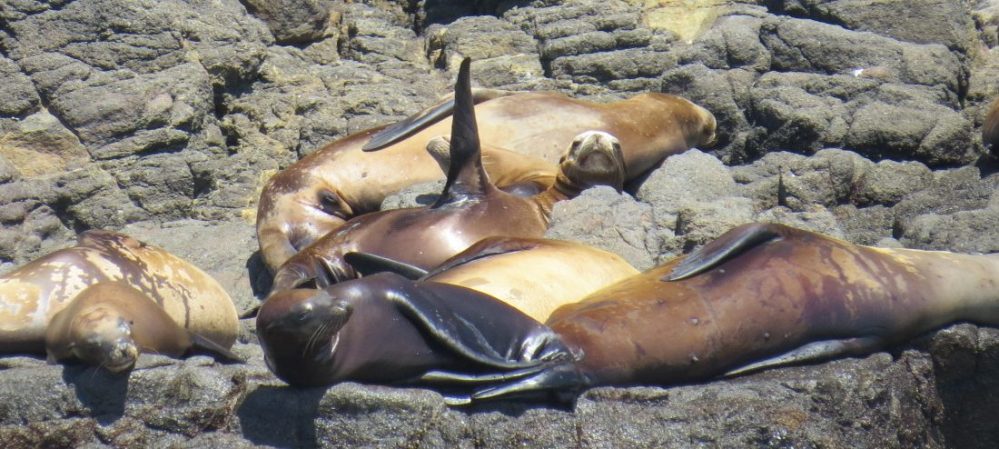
[61,364,128,425]
[237,385,329,448]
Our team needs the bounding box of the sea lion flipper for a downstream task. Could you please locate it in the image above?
[470,362,585,402]
[362,88,515,151]
[188,333,244,363]
[723,336,884,377]
[423,237,541,278]
[433,58,492,207]
[389,281,571,370]
[666,223,784,281]
[343,252,429,280]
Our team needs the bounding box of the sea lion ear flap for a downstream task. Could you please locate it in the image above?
[344,252,429,280]
[665,223,784,281]
[188,333,244,363]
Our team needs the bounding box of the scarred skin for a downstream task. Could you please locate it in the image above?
[547,223,999,386]
[256,91,716,273]
[0,231,239,371]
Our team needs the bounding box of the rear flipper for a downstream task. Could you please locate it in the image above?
[667,223,784,281]
[362,88,516,151]
[188,333,244,363]
[723,336,885,378]
[408,362,586,406]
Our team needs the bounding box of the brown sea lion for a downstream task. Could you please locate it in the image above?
[537,222,999,389]
[345,237,639,322]
[0,230,240,372]
[257,80,715,274]
[984,96,999,151]
[271,59,627,291]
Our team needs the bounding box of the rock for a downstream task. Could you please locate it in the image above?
[380,180,444,210]
[636,149,738,222]
[755,204,845,238]
[545,186,658,270]
[0,110,89,178]
[425,16,545,88]
[671,196,755,256]
[892,166,997,224]
[0,56,40,117]
[243,0,336,45]
[899,208,999,253]
[768,0,978,53]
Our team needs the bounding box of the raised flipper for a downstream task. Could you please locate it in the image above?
[188,333,244,363]
[423,237,540,278]
[426,136,557,197]
[723,336,885,377]
[344,251,429,280]
[361,88,516,151]
[666,223,784,281]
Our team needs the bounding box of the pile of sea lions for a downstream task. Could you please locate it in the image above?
[2,57,998,406]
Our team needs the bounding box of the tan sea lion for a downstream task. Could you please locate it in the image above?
[984,96,999,151]
[0,230,240,372]
[271,59,627,291]
[345,237,639,322]
[257,80,715,274]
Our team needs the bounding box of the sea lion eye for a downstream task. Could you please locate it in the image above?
[317,190,342,216]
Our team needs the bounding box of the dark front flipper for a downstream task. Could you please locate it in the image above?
[723,336,885,377]
[344,252,429,280]
[361,88,516,151]
[188,334,244,363]
[379,274,577,371]
[423,237,540,278]
[666,223,784,281]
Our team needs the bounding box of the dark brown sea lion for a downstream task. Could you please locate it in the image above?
[257,80,715,274]
[256,272,580,400]
[271,59,627,290]
[984,96,999,151]
[345,237,639,322]
[0,230,240,372]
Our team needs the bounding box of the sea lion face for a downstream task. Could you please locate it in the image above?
[558,131,627,192]
[257,288,353,386]
[57,305,139,373]
[257,171,355,272]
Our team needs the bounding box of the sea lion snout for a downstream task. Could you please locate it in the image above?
[54,307,139,373]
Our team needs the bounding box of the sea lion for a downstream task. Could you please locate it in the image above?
[345,237,639,322]
[0,230,240,371]
[258,80,715,275]
[537,222,999,389]
[271,59,627,290]
[984,96,999,151]
[256,272,580,400]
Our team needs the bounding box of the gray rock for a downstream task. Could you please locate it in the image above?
[0,110,89,178]
[900,208,999,253]
[671,196,756,258]
[768,0,978,53]
[380,180,444,210]
[755,204,845,238]
[243,0,335,45]
[425,16,545,88]
[636,149,738,221]
[0,56,40,117]
[545,186,657,270]
[893,166,998,224]
[832,204,897,245]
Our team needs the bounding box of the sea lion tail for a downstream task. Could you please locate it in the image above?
[433,58,493,207]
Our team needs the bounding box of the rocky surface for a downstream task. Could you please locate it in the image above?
[1,0,998,448]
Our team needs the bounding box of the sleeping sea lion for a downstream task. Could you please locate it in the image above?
[345,236,639,322]
[0,230,240,372]
[271,59,627,290]
[256,273,580,399]
[984,96,999,151]
[257,79,715,274]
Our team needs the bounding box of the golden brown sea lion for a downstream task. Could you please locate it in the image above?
[345,237,639,322]
[539,223,999,388]
[257,79,715,274]
[0,231,240,372]
[271,59,627,290]
[984,96,999,151]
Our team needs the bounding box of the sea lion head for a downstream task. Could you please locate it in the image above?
[556,131,627,192]
[257,287,353,386]
[693,102,718,147]
[257,170,355,273]
[47,302,140,373]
